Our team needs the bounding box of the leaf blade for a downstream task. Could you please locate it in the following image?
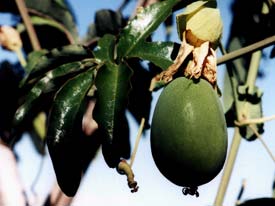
[128,41,174,70]
[94,62,132,167]
[93,34,116,63]
[46,68,95,196]
[117,0,179,59]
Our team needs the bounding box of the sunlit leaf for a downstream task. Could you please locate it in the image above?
[94,62,132,167]
[47,69,95,196]
[127,41,174,70]
[93,34,116,63]
[14,60,95,128]
[20,44,92,87]
[24,49,48,73]
[117,0,179,59]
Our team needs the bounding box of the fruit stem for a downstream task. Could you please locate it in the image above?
[15,48,27,67]
[214,127,242,206]
[130,117,145,168]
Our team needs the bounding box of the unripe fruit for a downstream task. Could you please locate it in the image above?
[150,77,227,187]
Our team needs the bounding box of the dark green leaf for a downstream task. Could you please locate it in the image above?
[94,62,132,167]
[127,41,174,70]
[56,93,101,174]
[48,67,94,146]
[95,9,125,37]
[17,15,76,54]
[127,59,153,129]
[47,69,95,196]
[20,44,92,87]
[93,34,116,63]
[117,0,179,59]
[14,60,95,128]
[76,98,101,173]
[24,49,48,73]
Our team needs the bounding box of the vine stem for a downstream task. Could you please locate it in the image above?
[214,127,242,206]
[249,125,275,164]
[234,114,275,126]
[214,36,264,206]
[130,118,145,167]
[15,0,41,51]
[217,34,275,66]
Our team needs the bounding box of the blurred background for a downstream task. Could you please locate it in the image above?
[0,0,275,205]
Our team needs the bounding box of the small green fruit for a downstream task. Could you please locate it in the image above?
[150,77,227,187]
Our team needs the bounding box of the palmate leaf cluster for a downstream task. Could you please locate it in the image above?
[0,0,180,197]
[0,0,275,202]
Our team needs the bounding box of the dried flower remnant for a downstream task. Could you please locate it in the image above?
[184,40,210,79]
[202,47,217,86]
[182,186,199,197]
[117,159,139,193]
[0,26,22,52]
[150,0,223,91]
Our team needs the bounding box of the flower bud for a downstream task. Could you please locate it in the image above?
[176,0,223,49]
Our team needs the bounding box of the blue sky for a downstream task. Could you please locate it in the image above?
[1,0,275,205]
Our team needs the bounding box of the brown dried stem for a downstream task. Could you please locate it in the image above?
[117,160,139,193]
[15,0,41,51]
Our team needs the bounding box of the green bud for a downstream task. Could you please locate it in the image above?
[176,0,223,49]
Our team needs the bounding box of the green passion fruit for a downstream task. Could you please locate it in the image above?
[150,77,227,188]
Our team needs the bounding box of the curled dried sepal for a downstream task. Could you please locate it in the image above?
[0,26,22,52]
[184,40,209,79]
[117,159,139,193]
[149,34,194,91]
[182,186,199,197]
[150,31,219,91]
[202,47,217,86]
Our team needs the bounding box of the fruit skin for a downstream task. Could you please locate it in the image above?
[150,77,227,187]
